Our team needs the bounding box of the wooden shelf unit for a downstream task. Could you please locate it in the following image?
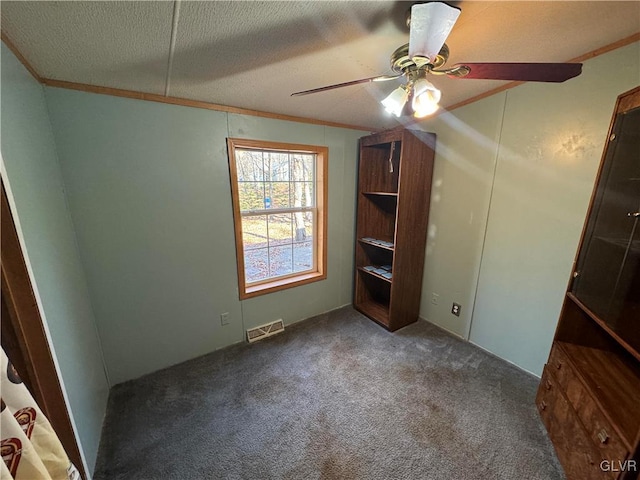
[354,129,435,331]
[537,86,640,480]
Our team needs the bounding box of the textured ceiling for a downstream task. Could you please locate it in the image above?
[2,1,639,130]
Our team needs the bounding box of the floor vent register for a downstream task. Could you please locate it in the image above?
[246,319,285,343]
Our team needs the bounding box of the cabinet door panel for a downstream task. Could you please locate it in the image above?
[572,106,640,341]
[608,213,640,351]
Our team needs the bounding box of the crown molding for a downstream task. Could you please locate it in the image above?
[1,32,42,82]
[441,32,640,114]
[3,28,638,130]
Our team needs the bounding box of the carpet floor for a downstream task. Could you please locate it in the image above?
[93,306,564,480]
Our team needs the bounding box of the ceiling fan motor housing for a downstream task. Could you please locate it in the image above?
[391,43,450,74]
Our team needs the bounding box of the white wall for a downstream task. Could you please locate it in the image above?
[0,43,109,475]
[44,87,367,384]
[418,41,640,375]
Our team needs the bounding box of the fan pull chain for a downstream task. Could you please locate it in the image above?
[388,141,395,174]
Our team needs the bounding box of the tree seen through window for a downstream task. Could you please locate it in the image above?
[236,149,316,283]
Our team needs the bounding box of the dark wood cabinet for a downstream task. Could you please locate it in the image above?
[537,86,640,480]
[353,128,435,331]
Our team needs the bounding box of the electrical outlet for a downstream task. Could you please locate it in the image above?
[451,303,461,317]
[220,312,230,326]
[431,292,439,305]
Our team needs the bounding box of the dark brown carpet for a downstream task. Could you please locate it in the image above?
[94,306,564,479]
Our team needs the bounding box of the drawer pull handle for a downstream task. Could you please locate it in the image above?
[545,380,552,390]
[539,401,547,411]
[597,429,609,444]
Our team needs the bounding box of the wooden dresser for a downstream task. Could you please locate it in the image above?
[537,86,640,480]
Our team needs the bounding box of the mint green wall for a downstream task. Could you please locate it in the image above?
[8,35,637,412]
[418,92,507,339]
[418,42,640,375]
[469,43,640,375]
[44,88,367,384]
[0,44,109,474]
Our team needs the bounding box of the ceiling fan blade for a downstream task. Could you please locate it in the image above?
[450,63,583,82]
[409,2,461,63]
[291,75,401,96]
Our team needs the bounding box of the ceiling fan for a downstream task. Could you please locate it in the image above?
[291,2,582,118]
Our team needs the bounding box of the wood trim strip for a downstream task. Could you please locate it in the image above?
[41,78,376,132]
[317,145,329,279]
[1,32,42,83]
[228,139,331,153]
[444,81,525,113]
[243,271,325,299]
[226,138,249,300]
[0,182,86,479]
[441,32,640,115]
[568,32,640,64]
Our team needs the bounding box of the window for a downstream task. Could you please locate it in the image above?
[227,138,327,299]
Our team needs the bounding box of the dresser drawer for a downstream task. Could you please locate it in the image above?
[548,343,576,391]
[537,367,610,480]
[548,345,629,467]
[536,366,558,431]
[565,378,629,469]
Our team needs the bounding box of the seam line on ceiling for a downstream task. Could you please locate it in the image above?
[164,0,181,97]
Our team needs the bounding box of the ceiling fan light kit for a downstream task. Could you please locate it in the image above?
[291,2,583,119]
[381,85,410,117]
[412,77,442,118]
[382,68,442,118]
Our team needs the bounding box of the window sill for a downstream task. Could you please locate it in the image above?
[241,271,326,299]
